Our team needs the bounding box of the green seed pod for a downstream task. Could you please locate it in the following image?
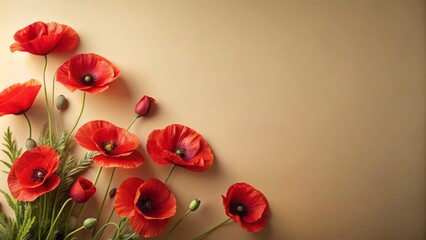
[83,218,97,230]
[189,198,201,211]
[25,138,37,150]
[56,94,68,110]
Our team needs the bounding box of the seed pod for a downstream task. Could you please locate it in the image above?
[25,138,37,150]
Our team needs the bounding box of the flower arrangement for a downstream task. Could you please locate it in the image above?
[0,21,269,240]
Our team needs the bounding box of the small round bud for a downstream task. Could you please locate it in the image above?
[56,95,68,110]
[189,198,201,211]
[25,138,37,150]
[109,188,117,199]
[83,218,97,230]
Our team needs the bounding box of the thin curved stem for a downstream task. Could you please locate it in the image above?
[51,74,56,118]
[64,226,84,240]
[46,198,73,240]
[127,115,140,131]
[74,203,86,230]
[93,222,119,240]
[93,166,103,185]
[92,167,116,236]
[192,218,232,240]
[65,92,86,144]
[41,55,53,145]
[164,164,177,184]
[166,209,191,239]
[97,206,116,240]
[23,113,32,138]
[64,202,76,236]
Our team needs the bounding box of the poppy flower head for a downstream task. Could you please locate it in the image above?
[134,95,156,117]
[0,79,41,117]
[10,21,79,55]
[147,124,214,172]
[70,177,96,203]
[56,53,120,94]
[222,182,269,233]
[7,145,61,202]
[75,120,144,168]
[115,177,176,238]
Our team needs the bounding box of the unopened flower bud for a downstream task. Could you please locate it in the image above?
[25,138,37,150]
[189,198,201,211]
[83,218,97,229]
[109,187,117,199]
[56,94,68,110]
[134,95,155,117]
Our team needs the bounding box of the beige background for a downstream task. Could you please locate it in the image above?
[0,1,425,239]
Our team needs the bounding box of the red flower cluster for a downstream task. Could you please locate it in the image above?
[10,21,79,55]
[115,177,176,237]
[56,53,120,94]
[0,79,41,116]
[8,146,60,201]
[1,20,271,240]
[147,124,214,172]
[75,120,144,168]
[223,183,269,232]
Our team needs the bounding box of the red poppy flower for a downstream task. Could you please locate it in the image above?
[56,53,120,94]
[222,182,269,233]
[75,120,144,168]
[134,95,155,117]
[7,145,60,202]
[0,79,41,117]
[115,177,176,238]
[70,177,96,203]
[10,21,79,55]
[147,124,214,172]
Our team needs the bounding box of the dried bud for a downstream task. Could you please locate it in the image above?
[56,94,68,110]
[189,198,201,211]
[83,218,97,229]
[109,187,117,199]
[25,138,37,150]
[134,95,155,117]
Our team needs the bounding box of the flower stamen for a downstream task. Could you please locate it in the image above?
[32,168,47,182]
[137,198,154,214]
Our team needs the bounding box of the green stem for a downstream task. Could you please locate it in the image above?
[64,202,76,236]
[23,113,32,138]
[64,226,84,240]
[37,197,43,240]
[41,55,53,145]
[65,92,86,144]
[93,166,103,185]
[92,167,116,236]
[74,203,86,230]
[127,115,140,131]
[192,218,232,240]
[51,74,56,118]
[96,206,116,240]
[166,209,191,239]
[46,198,73,240]
[164,164,177,184]
[93,222,119,240]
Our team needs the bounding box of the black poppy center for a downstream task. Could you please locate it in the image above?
[103,141,117,155]
[136,198,154,214]
[82,74,95,85]
[32,168,47,182]
[230,202,247,217]
[174,147,186,158]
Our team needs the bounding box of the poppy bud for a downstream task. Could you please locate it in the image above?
[189,198,201,211]
[83,218,97,229]
[25,138,37,150]
[134,95,155,117]
[109,188,117,199]
[56,94,68,110]
[70,177,96,203]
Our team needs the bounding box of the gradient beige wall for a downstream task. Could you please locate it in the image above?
[0,1,425,239]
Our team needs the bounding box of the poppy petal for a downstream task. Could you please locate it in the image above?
[115,177,144,216]
[75,120,115,151]
[93,151,144,168]
[129,212,169,238]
